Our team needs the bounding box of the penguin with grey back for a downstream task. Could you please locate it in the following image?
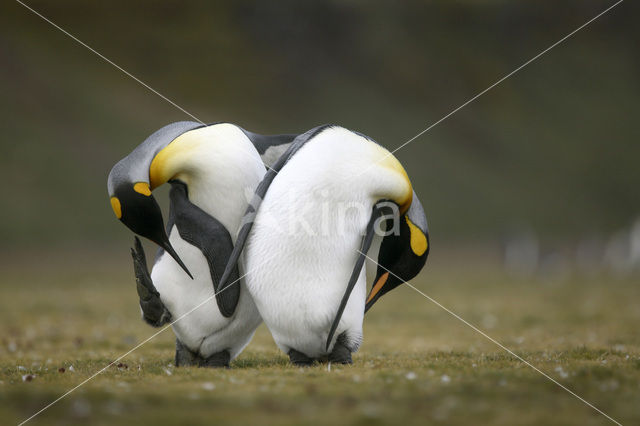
[108,121,297,367]
[217,125,430,366]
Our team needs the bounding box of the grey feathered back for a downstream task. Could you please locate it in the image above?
[107,121,203,195]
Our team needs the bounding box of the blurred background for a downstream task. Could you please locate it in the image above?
[1,0,638,276]
[1,2,639,424]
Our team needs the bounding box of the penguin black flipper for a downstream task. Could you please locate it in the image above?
[167,180,241,318]
[217,125,334,296]
[131,237,172,327]
[325,204,382,351]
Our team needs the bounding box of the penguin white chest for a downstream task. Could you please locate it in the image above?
[239,126,414,359]
[151,228,227,347]
[151,226,261,359]
[243,168,372,358]
[245,226,367,357]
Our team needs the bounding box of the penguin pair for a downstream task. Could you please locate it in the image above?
[108,122,429,367]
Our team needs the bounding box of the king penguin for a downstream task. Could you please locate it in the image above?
[107,121,296,367]
[217,125,430,365]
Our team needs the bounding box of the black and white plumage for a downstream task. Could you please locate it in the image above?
[108,121,296,366]
[218,125,430,365]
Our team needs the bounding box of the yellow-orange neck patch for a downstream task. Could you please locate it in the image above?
[377,153,413,213]
[406,217,427,256]
[149,130,203,190]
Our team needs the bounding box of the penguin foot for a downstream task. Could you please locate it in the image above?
[175,339,230,368]
[131,237,172,327]
[288,349,315,367]
[200,350,231,368]
[175,339,199,367]
[328,332,353,365]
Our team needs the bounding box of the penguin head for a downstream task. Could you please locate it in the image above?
[109,180,192,278]
[365,191,429,312]
[316,129,425,311]
[320,130,430,349]
[107,121,204,278]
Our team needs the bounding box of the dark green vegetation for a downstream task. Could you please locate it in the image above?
[2,0,638,247]
[1,250,639,425]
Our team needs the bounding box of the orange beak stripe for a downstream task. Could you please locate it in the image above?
[366,272,389,304]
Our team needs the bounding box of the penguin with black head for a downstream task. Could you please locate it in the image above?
[108,121,297,366]
[217,125,430,365]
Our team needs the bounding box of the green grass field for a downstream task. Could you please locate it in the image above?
[1,248,639,425]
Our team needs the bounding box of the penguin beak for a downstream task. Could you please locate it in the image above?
[365,271,390,312]
[110,183,193,279]
[153,230,194,280]
[364,213,429,312]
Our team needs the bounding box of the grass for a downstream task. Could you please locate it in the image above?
[1,248,639,425]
